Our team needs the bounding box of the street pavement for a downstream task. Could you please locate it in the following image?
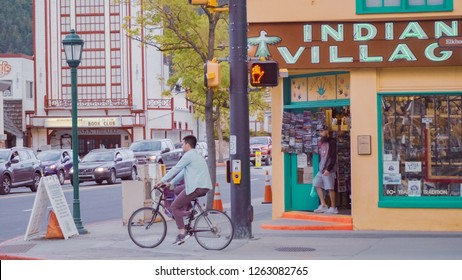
[1,200,462,260]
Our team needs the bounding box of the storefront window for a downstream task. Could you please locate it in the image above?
[380,94,462,200]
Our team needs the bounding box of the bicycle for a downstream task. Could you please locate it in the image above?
[128,185,234,250]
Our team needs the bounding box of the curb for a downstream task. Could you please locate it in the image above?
[0,254,42,260]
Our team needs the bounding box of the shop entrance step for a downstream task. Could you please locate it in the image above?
[261,211,353,231]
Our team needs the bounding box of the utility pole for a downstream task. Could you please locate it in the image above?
[229,0,252,239]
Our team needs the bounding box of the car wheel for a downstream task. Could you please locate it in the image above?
[30,172,41,192]
[107,169,116,184]
[95,179,103,185]
[128,167,137,180]
[58,170,66,185]
[0,175,11,195]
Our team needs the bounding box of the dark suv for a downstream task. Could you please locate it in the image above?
[37,149,73,185]
[0,147,43,195]
[70,148,137,185]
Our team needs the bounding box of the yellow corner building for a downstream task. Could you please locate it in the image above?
[248,0,462,231]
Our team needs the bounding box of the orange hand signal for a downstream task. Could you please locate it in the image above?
[251,64,265,84]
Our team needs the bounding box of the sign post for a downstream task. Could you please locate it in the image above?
[229,0,252,239]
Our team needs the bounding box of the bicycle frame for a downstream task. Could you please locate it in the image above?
[150,187,173,218]
[154,187,216,236]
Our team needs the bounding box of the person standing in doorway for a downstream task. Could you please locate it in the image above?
[313,125,338,214]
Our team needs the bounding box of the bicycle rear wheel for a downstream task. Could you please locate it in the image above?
[128,207,167,248]
[193,210,234,250]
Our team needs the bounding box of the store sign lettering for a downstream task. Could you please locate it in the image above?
[249,20,462,69]
[45,117,121,128]
[0,61,12,77]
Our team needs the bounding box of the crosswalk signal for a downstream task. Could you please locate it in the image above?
[249,61,279,87]
[204,60,222,88]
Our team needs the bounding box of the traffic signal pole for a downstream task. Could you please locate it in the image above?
[229,0,253,239]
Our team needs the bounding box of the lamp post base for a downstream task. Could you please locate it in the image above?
[74,218,88,235]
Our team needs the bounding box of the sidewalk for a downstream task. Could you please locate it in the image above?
[1,204,462,260]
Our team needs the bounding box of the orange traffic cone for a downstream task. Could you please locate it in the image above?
[212,182,224,211]
[45,210,64,239]
[262,170,272,204]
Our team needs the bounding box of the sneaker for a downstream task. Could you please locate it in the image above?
[325,207,338,214]
[173,233,190,245]
[314,205,328,213]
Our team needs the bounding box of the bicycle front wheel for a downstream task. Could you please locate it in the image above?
[128,207,167,248]
[194,210,234,250]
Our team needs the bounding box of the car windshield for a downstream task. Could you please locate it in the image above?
[82,151,114,162]
[130,141,161,152]
[0,150,10,162]
[37,150,61,161]
[250,137,269,145]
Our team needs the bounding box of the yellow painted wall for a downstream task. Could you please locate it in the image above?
[352,67,462,231]
[248,0,462,22]
[269,82,285,219]
[349,69,380,229]
[251,1,462,230]
[271,68,462,231]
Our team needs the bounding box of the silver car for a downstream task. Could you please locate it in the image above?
[70,148,137,185]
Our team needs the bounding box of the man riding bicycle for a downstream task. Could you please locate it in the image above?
[155,135,212,245]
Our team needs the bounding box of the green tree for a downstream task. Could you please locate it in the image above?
[0,0,33,55]
[124,0,269,208]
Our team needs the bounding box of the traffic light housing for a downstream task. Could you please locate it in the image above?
[189,0,208,4]
[249,61,279,87]
[204,60,222,88]
[189,0,217,6]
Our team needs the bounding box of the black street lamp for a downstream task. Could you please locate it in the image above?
[62,29,87,234]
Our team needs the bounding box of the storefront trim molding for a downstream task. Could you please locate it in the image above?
[378,91,461,96]
[289,71,349,80]
[283,153,292,211]
[377,91,462,209]
[356,0,453,15]
[284,99,350,110]
[283,71,350,109]
[379,198,462,209]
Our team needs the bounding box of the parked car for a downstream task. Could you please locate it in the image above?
[196,141,209,159]
[129,139,183,170]
[0,147,43,195]
[70,148,137,185]
[37,149,73,185]
[249,136,272,166]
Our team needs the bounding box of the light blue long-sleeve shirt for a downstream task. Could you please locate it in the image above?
[160,149,212,195]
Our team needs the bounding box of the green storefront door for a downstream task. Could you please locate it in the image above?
[289,153,320,211]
